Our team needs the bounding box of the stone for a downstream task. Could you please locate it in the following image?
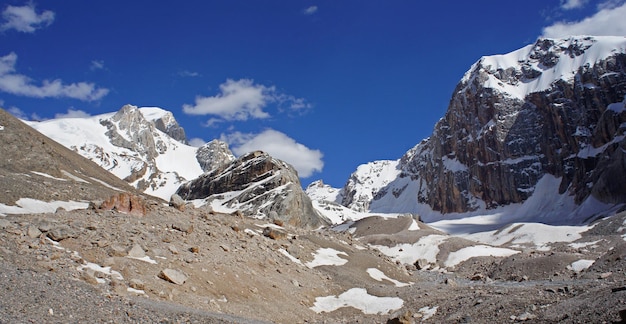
[169,194,186,211]
[98,193,147,216]
[168,245,179,255]
[414,259,429,270]
[172,222,193,234]
[37,220,57,232]
[159,269,187,285]
[127,244,145,258]
[387,311,414,324]
[263,227,287,240]
[47,225,76,241]
[0,219,10,229]
[27,226,42,238]
[109,244,127,257]
[129,278,145,290]
[81,270,100,285]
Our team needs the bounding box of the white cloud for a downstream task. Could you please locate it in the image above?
[188,137,206,147]
[221,129,323,178]
[303,6,318,15]
[0,52,109,101]
[183,79,272,120]
[90,60,105,71]
[54,109,91,119]
[543,2,626,37]
[183,78,311,122]
[561,0,588,10]
[0,4,54,33]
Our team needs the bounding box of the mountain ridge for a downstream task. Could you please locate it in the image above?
[312,35,626,224]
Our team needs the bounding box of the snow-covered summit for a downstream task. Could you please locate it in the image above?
[462,36,626,99]
[28,105,233,200]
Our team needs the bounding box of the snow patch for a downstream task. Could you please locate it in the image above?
[463,222,590,251]
[366,268,412,287]
[31,171,67,182]
[279,249,303,266]
[306,248,348,268]
[568,240,602,249]
[127,255,158,264]
[568,259,595,272]
[418,306,439,320]
[0,198,89,215]
[445,245,520,268]
[370,234,448,265]
[310,288,404,315]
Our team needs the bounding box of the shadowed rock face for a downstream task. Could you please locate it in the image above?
[177,151,328,228]
[400,38,626,213]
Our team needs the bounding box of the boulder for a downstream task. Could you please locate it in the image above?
[99,193,147,216]
[159,269,187,285]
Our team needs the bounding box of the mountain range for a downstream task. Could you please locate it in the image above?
[2,35,626,323]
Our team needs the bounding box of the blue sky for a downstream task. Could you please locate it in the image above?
[1,1,625,188]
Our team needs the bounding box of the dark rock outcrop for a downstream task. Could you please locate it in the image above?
[338,36,626,220]
[401,37,626,214]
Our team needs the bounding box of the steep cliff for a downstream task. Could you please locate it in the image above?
[335,36,626,222]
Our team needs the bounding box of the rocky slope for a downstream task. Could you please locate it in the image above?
[0,108,136,208]
[330,36,626,222]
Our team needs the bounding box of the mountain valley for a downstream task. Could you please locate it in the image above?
[1,35,626,323]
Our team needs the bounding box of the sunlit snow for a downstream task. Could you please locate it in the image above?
[310,288,404,315]
[0,198,89,216]
[306,247,349,268]
[445,245,520,268]
[366,268,412,287]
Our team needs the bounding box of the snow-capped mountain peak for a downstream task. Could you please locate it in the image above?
[28,104,233,201]
[312,35,626,225]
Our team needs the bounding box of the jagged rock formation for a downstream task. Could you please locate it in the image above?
[334,36,626,221]
[177,151,328,228]
[149,110,188,144]
[195,139,236,172]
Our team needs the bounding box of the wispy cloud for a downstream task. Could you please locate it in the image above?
[560,0,589,10]
[7,106,42,121]
[543,2,626,37]
[0,52,109,101]
[90,60,105,71]
[183,78,311,122]
[0,4,54,33]
[54,108,91,119]
[178,70,200,77]
[303,5,318,15]
[221,129,323,178]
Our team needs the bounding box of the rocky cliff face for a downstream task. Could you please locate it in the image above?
[177,151,328,228]
[336,36,626,221]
